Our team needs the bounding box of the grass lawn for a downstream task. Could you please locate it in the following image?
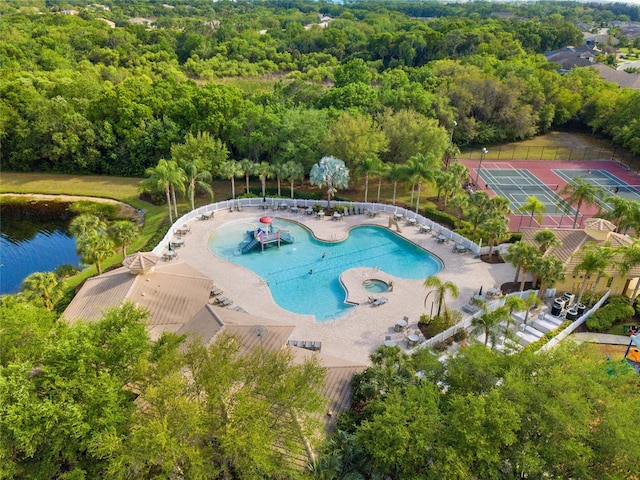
[459,131,616,161]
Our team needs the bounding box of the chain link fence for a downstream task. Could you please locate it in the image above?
[461,145,640,172]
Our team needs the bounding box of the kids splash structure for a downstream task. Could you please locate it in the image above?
[238,217,294,254]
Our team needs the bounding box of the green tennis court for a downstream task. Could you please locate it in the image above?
[476,168,577,216]
[553,169,640,211]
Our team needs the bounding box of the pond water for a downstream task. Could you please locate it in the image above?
[0,201,81,295]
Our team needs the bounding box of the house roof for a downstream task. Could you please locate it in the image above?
[290,347,365,433]
[590,64,640,90]
[63,261,213,340]
[122,252,159,272]
[177,305,296,356]
[177,305,366,434]
[520,226,640,277]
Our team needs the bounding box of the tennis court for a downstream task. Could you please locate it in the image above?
[553,169,640,211]
[476,166,576,216]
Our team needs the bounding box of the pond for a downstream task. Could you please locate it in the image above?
[0,201,81,295]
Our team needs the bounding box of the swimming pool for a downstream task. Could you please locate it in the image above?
[208,219,442,321]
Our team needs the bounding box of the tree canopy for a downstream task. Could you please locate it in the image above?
[1,0,638,180]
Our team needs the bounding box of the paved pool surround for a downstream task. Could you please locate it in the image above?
[167,206,516,365]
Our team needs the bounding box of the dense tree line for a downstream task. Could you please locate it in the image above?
[311,344,640,479]
[1,0,638,180]
[2,292,638,479]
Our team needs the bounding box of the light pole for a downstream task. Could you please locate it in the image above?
[450,120,457,144]
[474,147,488,188]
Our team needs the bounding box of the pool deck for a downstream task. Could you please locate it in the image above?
[170,207,516,365]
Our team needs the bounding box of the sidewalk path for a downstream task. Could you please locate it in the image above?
[571,332,633,345]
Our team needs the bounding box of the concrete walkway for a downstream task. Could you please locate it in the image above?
[571,332,633,345]
[169,206,517,365]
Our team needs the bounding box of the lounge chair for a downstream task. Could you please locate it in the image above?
[210,287,223,297]
[371,297,388,307]
[220,298,234,307]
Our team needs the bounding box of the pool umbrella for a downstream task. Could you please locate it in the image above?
[259,216,273,233]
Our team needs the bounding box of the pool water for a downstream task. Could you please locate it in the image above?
[363,279,389,293]
[208,219,442,321]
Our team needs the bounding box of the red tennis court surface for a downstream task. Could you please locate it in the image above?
[457,159,640,232]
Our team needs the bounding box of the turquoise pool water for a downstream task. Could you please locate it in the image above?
[208,219,442,321]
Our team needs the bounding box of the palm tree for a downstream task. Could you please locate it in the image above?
[517,195,545,228]
[240,158,255,195]
[480,215,509,258]
[558,178,607,228]
[442,142,460,170]
[504,295,526,317]
[464,191,491,240]
[604,197,640,234]
[488,195,511,217]
[588,244,616,305]
[386,163,405,205]
[448,162,469,185]
[530,256,565,299]
[435,170,462,209]
[471,305,511,348]
[218,159,244,200]
[70,214,106,238]
[522,291,543,325]
[617,239,640,304]
[375,161,389,203]
[423,275,459,318]
[405,153,437,213]
[357,157,383,203]
[108,220,139,257]
[21,271,62,311]
[283,161,304,199]
[309,156,350,209]
[255,161,274,197]
[533,229,561,255]
[272,161,287,197]
[573,248,600,305]
[449,193,469,229]
[140,159,186,224]
[179,157,213,210]
[77,233,114,275]
[503,242,539,291]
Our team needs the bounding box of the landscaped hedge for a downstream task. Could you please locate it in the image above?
[586,296,636,332]
[421,207,457,229]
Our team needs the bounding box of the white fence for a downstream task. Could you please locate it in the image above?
[415,290,535,351]
[152,198,481,256]
[412,288,611,353]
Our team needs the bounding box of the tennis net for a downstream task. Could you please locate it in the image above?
[488,183,559,193]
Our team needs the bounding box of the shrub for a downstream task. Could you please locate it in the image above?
[506,233,522,243]
[418,310,459,339]
[452,329,468,342]
[421,207,456,229]
[54,264,79,279]
[433,341,448,352]
[586,300,635,332]
[69,200,118,219]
